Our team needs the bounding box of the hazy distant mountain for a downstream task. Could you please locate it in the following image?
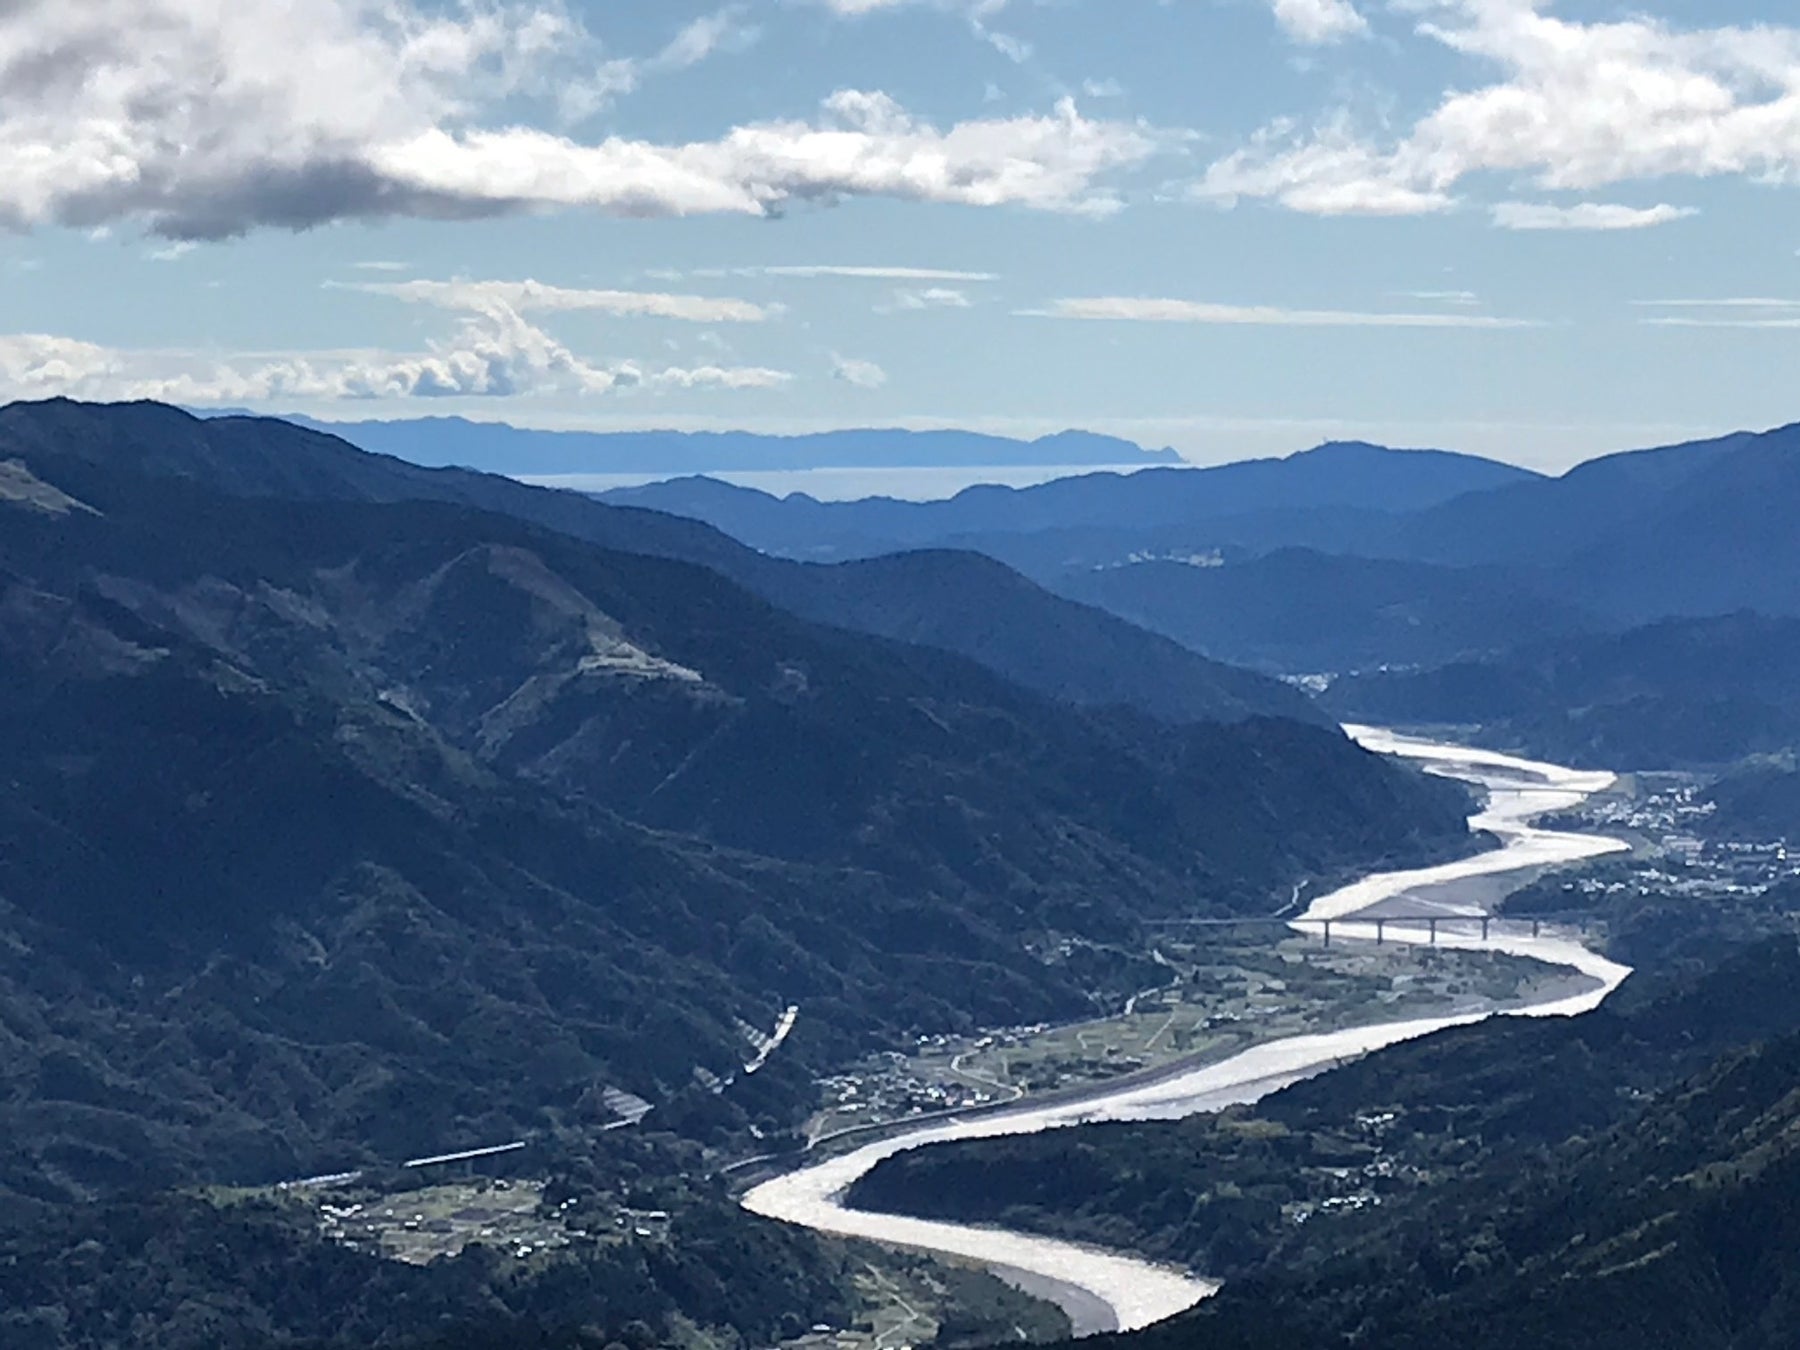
[603,441,1541,565]
[196,411,1182,475]
[0,400,1474,1206]
[15,400,1318,729]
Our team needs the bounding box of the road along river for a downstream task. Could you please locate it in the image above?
[742,728,1633,1335]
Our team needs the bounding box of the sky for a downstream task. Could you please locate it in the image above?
[4,0,1800,472]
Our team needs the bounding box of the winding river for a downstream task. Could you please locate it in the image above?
[742,728,1633,1335]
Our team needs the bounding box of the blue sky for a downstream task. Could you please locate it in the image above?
[3,0,1800,469]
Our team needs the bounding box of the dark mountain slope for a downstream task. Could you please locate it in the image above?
[1326,612,1800,767]
[1395,423,1800,621]
[0,399,1317,728]
[0,437,1474,1205]
[1056,549,1595,673]
[1395,427,1760,568]
[1703,763,1800,840]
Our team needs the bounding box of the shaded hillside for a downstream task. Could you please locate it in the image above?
[1325,613,1800,768]
[0,427,1474,1206]
[1394,422,1800,622]
[0,400,1317,729]
[1704,765,1800,841]
[1056,550,1592,673]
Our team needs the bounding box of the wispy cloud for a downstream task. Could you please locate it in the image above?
[334,278,775,323]
[1637,298,1800,328]
[1492,202,1697,231]
[1399,289,1480,306]
[888,287,973,310]
[1027,296,1542,328]
[753,265,1000,282]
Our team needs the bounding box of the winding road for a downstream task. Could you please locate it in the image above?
[742,728,1632,1335]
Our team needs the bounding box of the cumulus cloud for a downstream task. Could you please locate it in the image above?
[830,354,890,387]
[1268,0,1368,46]
[0,308,792,405]
[1490,201,1698,230]
[0,0,1147,239]
[1029,297,1540,328]
[1198,0,1800,219]
[337,277,775,323]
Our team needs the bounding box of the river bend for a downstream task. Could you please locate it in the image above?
[742,729,1632,1333]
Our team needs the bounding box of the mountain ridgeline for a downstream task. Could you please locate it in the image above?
[0,399,1473,1211]
[9,400,1321,729]
[605,419,1800,770]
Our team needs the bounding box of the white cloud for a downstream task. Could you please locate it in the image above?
[890,287,973,309]
[1401,289,1481,305]
[1636,297,1800,328]
[352,260,412,272]
[1198,115,1455,216]
[0,309,793,405]
[1199,0,1800,219]
[0,1,1150,239]
[1637,298,1800,309]
[1268,0,1368,46]
[337,277,775,323]
[756,265,1000,281]
[1491,201,1697,231]
[831,353,890,387]
[1029,296,1541,328]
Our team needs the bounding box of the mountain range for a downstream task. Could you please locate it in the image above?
[193,412,1183,476]
[0,398,1470,1209]
[604,420,1800,768]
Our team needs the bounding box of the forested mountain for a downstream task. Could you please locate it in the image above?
[4,400,1317,728]
[608,422,1800,686]
[1057,550,1594,673]
[0,403,1473,1212]
[1325,613,1800,768]
[1390,422,1800,622]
